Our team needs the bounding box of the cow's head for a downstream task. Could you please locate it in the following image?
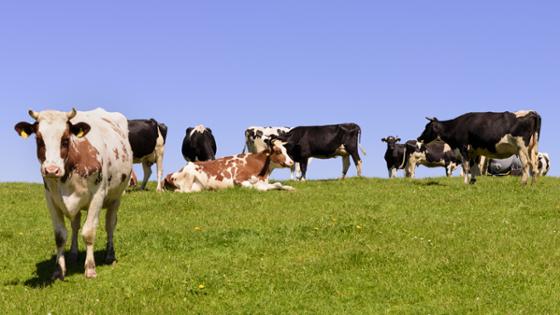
[266,139,294,168]
[381,136,401,148]
[418,117,442,144]
[14,108,91,178]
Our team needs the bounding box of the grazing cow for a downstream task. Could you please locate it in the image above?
[163,140,294,192]
[128,119,167,191]
[181,125,217,162]
[274,123,365,180]
[14,108,132,280]
[381,136,407,178]
[243,126,301,179]
[418,110,541,184]
[405,140,463,178]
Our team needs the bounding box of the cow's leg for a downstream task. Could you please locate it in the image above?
[518,147,531,185]
[341,155,351,179]
[469,158,479,184]
[290,163,301,180]
[349,150,362,177]
[299,159,308,181]
[82,192,104,278]
[445,163,453,177]
[46,196,67,281]
[155,149,165,193]
[69,211,81,263]
[529,135,539,183]
[140,162,152,190]
[105,200,119,264]
[388,167,396,178]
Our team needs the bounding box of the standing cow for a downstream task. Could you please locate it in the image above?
[182,125,217,162]
[418,110,541,184]
[128,119,167,191]
[381,136,407,178]
[274,123,365,180]
[14,108,132,280]
[405,140,463,178]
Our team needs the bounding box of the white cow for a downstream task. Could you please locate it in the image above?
[15,108,132,280]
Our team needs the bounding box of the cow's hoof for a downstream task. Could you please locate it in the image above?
[105,254,116,265]
[51,266,65,281]
[85,268,97,279]
[69,252,79,264]
[469,178,477,184]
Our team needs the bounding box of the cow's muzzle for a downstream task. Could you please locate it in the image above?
[162,173,177,191]
[42,164,64,178]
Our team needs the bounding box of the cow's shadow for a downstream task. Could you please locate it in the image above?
[24,250,111,288]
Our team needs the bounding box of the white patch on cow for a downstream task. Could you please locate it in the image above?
[443,143,452,153]
[189,125,207,137]
[538,152,550,176]
[37,113,69,177]
[514,110,532,118]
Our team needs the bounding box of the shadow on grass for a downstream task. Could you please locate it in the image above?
[23,249,111,288]
[412,180,445,187]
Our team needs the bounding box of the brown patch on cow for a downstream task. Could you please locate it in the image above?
[66,138,102,178]
[95,172,103,185]
[35,131,46,163]
[121,173,128,183]
[113,148,119,160]
[233,152,270,183]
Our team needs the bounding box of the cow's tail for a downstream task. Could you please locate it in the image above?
[357,126,367,156]
[242,144,247,154]
[398,147,408,169]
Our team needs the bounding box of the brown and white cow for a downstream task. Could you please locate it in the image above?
[14,108,132,280]
[163,140,295,192]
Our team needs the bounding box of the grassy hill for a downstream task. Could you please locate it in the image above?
[1,177,559,314]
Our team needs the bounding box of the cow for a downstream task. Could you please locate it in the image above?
[484,152,550,177]
[381,136,407,178]
[182,125,217,162]
[128,119,167,191]
[273,123,365,180]
[163,139,294,192]
[243,126,301,179]
[418,110,541,184]
[14,108,132,280]
[405,139,463,178]
[537,152,550,176]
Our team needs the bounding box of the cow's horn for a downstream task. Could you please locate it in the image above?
[67,108,77,119]
[28,109,40,120]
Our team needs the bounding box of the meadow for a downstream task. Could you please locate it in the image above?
[1,176,559,314]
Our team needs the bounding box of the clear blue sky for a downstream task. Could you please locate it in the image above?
[2,1,559,182]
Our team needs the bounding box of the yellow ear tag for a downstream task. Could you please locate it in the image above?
[76,130,85,138]
[20,131,28,139]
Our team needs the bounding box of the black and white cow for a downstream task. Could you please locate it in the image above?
[537,152,550,176]
[405,140,463,178]
[381,136,407,178]
[182,125,217,162]
[128,119,168,191]
[418,110,541,184]
[243,126,301,179]
[274,123,365,180]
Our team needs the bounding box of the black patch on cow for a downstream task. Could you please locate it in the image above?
[55,231,65,248]
[128,118,167,159]
[108,175,113,183]
[95,172,103,185]
[121,173,127,183]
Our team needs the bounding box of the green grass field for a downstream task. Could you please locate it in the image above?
[1,177,559,314]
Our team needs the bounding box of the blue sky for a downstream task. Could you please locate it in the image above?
[2,1,559,182]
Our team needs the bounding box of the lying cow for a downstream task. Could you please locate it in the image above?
[274,123,365,180]
[484,152,550,176]
[163,140,294,192]
[128,119,167,191]
[418,110,541,184]
[182,125,217,162]
[405,140,463,178]
[243,126,301,179]
[14,108,132,279]
[381,136,407,178]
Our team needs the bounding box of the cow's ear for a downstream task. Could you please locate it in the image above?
[186,128,193,135]
[381,138,387,142]
[70,122,91,138]
[14,122,36,138]
[425,117,438,122]
[396,138,401,142]
[206,128,212,134]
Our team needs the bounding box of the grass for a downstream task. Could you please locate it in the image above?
[1,176,560,314]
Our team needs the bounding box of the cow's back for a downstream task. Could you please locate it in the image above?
[128,119,158,159]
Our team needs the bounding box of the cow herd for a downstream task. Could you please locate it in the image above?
[13,108,549,280]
